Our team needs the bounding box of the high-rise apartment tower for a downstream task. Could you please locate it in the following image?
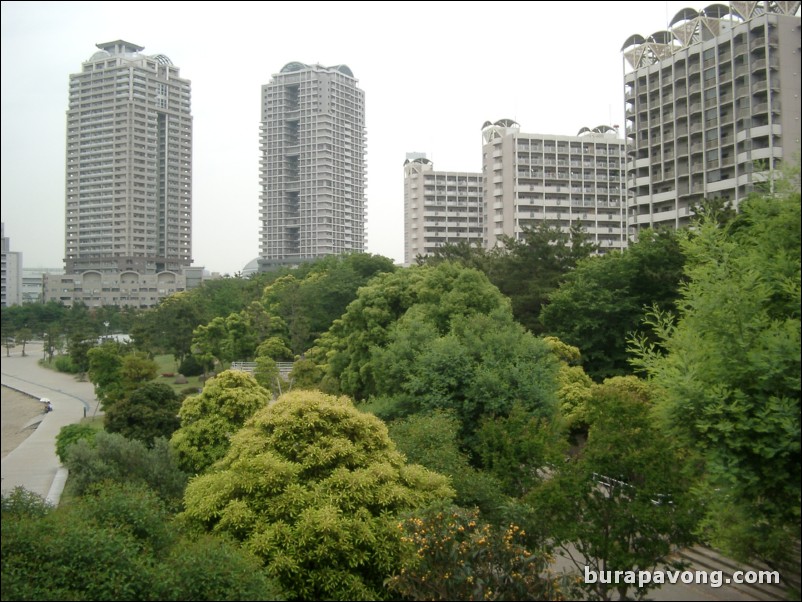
[482,120,628,252]
[403,154,483,266]
[65,40,193,274]
[259,62,366,269]
[622,2,800,232]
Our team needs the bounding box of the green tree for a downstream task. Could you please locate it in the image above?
[1,483,283,601]
[170,370,270,474]
[388,505,568,601]
[490,223,598,334]
[476,402,565,498]
[105,382,182,447]
[180,390,453,601]
[541,228,685,380]
[528,386,697,601]
[87,340,125,405]
[263,253,396,355]
[55,422,98,463]
[371,308,560,449]
[630,192,801,567]
[15,327,33,356]
[387,411,508,524]
[63,432,187,509]
[317,262,512,400]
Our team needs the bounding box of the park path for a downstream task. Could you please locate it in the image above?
[1,342,98,503]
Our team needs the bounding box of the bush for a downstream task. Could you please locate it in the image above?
[178,354,205,377]
[55,422,98,462]
[54,354,80,374]
[63,432,187,509]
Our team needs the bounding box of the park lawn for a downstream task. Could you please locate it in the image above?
[151,354,211,397]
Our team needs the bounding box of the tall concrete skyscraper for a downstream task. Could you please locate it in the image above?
[622,2,800,233]
[65,40,193,275]
[259,62,366,269]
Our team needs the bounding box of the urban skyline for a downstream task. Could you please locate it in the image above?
[1,2,799,277]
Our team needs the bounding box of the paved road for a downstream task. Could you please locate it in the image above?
[1,342,98,504]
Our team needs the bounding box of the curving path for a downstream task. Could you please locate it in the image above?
[1,342,98,504]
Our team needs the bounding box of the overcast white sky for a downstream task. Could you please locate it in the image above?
[1,1,690,275]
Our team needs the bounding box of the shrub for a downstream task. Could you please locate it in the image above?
[54,354,80,374]
[178,354,205,377]
[55,422,98,463]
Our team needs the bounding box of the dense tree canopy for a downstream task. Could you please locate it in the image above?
[541,228,686,380]
[631,192,801,566]
[315,262,512,400]
[528,384,697,601]
[2,484,282,601]
[180,390,453,601]
[104,382,182,447]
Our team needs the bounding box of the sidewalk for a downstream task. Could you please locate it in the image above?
[1,342,98,504]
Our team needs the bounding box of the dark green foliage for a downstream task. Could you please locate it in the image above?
[541,228,686,380]
[104,382,182,447]
[63,432,187,509]
[1,483,283,601]
[418,224,596,335]
[55,422,98,463]
[527,387,698,601]
[387,411,508,524]
[476,402,566,498]
[178,353,205,376]
[373,309,560,448]
[317,262,512,400]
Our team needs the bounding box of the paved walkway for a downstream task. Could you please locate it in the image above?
[1,342,98,504]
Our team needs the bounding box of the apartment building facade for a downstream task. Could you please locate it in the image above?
[259,62,366,269]
[64,40,193,276]
[1,223,23,307]
[403,154,484,265]
[622,2,801,232]
[481,120,628,252]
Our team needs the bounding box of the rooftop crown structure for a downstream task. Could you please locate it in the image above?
[622,1,801,232]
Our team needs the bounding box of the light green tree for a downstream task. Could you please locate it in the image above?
[630,191,801,567]
[180,390,453,601]
[170,370,270,474]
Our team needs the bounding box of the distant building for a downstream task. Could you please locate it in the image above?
[403,154,484,266]
[22,268,64,304]
[481,121,628,252]
[622,2,801,232]
[259,62,366,269]
[1,223,23,307]
[43,270,188,309]
[54,40,201,306]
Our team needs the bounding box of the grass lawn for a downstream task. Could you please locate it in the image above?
[151,354,211,397]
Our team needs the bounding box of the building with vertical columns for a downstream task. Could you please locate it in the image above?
[481,120,628,252]
[65,40,193,275]
[622,2,801,233]
[403,154,484,266]
[50,40,196,308]
[259,62,366,269]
